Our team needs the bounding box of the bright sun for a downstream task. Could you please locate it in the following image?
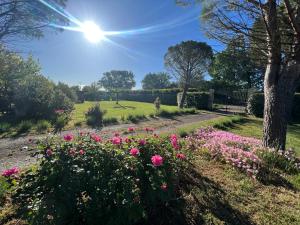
[81,21,104,43]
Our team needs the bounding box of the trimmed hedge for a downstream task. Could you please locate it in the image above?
[185,92,210,109]
[247,93,300,120]
[83,89,200,106]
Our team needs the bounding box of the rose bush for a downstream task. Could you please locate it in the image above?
[13,132,190,225]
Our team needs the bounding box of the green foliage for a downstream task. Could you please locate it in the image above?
[103,117,119,125]
[0,177,9,204]
[247,93,300,120]
[56,82,78,103]
[0,122,11,133]
[247,93,264,117]
[53,111,71,133]
[0,0,68,42]
[36,120,51,133]
[85,103,106,128]
[99,71,136,103]
[209,37,263,90]
[142,72,171,89]
[14,75,74,120]
[185,92,209,109]
[257,149,300,175]
[17,120,33,134]
[0,46,40,113]
[126,114,147,123]
[14,133,189,225]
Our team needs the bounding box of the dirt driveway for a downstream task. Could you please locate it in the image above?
[0,112,219,172]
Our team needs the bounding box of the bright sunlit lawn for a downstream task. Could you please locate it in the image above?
[71,100,183,125]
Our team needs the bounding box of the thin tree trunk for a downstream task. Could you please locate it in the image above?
[179,84,188,109]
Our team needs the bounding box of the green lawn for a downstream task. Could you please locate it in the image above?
[72,101,181,124]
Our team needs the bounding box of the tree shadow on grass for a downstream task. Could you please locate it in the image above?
[180,167,255,225]
[113,103,136,109]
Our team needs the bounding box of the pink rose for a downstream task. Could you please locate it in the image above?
[124,137,131,143]
[91,134,102,142]
[2,167,20,177]
[151,155,163,167]
[161,183,167,191]
[170,134,177,141]
[79,149,85,155]
[114,132,120,137]
[128,127,135,132]
[69,148,76,156]
[130,148,140,157]
[46,149,53,157]
[176,153,186,160]
[139,139,146,146]
[63,134,74,142]
[112,136,122,145]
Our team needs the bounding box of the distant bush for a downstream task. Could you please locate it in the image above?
[36,120,51,133]
[0,122,11,133]
[53,110,71,133]
[126,114,147,123]
[247,93,300,120]
[185,92,209,110]
[103,117,118,126]
[247,93,264,117]
[17,121,33,134]
[154,97,161,112]
[85,103,106,128]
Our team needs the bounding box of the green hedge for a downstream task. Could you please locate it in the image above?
[185,92,210,109]
[247,93,300,120]
[83,89,199,106]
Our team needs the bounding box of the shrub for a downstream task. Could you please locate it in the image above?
[103,117,118,125]
[53,110,71,133]
[36,120,51,133]
[85,103,106,128]
[0,122,11,133]
[247,93,300,119]
[247,93,264,117]
[184,92,210,110]
[0,177,9,204]
[127,114,147,123]
[13,133,190,225]
[74,121,82,127]
[17,121,33,134]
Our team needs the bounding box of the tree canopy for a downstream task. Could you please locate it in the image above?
[177,0,300,149]
[0,0,68,42]
[98,70,136,103]
[164,40,213,108]
[142,72,171,90]
[209,37,264,90]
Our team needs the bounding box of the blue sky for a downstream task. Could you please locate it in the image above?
[17,0,222,89]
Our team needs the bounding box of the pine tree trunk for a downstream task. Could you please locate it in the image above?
[179,84,188,108]
[263,64,299,150]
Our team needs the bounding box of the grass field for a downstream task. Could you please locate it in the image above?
[71,101,183,124]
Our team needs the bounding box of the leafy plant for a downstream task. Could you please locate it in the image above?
[53,110,71,133]
[36,120,51,133]
[85,103,106,128]
[14,133,189,225]
[17,120,33,134]
[0,122,11,133]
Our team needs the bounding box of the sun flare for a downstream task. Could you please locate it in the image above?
[81,21,104,43]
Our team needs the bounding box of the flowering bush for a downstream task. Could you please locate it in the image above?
[13,132,190,225]
[187,127,300,178]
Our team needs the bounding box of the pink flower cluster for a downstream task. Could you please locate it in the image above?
[196,128,262,177]
[2,167,20,177]
[170,134,180,150]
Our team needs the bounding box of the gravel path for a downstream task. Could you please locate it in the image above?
[0,112,219,172]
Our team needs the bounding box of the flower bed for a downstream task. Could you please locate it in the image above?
[11,131,189,225]
[186,128,300,178]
